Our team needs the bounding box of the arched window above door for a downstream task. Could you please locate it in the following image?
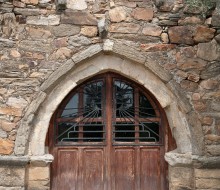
[54,73,164,146]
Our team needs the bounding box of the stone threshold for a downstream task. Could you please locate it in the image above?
[0,154,53,166]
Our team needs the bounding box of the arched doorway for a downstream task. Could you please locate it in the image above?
[47,72,176,190]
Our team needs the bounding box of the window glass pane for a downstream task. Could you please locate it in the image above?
[139,122,159,142]
[61,94,79,118]
[114,80,134,118]
[57,122,79,142]
[139,93,156,118]
[83,123,104,142]
[84,81,103,118]
[114,123,135,142]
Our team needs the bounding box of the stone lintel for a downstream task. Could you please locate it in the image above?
[0,154,53,166]
[165,152,220,169]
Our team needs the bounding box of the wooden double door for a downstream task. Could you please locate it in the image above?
[48,73,172,190]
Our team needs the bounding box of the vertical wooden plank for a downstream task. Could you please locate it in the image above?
[57,149,79,190]
[82,149,104,190]
[114,148,135,190]
[140,148,160,190]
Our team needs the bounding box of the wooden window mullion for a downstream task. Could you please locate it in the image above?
[78,88,83,142]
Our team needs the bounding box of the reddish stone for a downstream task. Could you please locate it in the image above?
[205,134,220,143]
[168,26,195,45]
[13,0,26,7]
[192,93,201,101]
[0,120,17,132]
[142,24,162,37]
[177,58,207,71]
[164,63,177,70]
[180,80,198,92]
[215,34,220,44]
[116,1,136,8]
[212,10,220,27]
[178,16,203,25]
[161,33,169,43]
[109,7,127,22]
[200,79,218,90]
[53,37,68,48]
[194,26,215,43]
[176,70,187,79]
[81,26,98,37]
[201,116,213,126]
[32,52,45,60]
[187,73,200,82]
[180,47,196,58]
[202,91,220,100]
[0,138,14,155]
[197,40,219,61]
[109,23,140,34]
[21,0,38,5]
[193,101,207,112]
[27,27,52,39]
[132,8,153,21]
[140,44,175,52]
[61,10,97,26]
[158,2,173,12]
[0,107,23,117]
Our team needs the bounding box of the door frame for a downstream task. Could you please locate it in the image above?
[47,72,176,190]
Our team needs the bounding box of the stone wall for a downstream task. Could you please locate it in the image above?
[0,0,220,189]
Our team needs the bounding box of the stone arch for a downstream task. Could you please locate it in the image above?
[15,40,196,159]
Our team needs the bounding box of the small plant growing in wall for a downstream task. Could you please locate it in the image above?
[185,0,216,17]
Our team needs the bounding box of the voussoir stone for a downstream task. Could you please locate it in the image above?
[109,7,127,22]
[61,10,97,26]
[50,24,80,37]
[168,26,195,45]
[132,7,153,21]
[194,26,215,43]
[109,23,140,33]
[142,23,162,37]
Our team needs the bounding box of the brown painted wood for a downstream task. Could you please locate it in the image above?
[48,72,175,190]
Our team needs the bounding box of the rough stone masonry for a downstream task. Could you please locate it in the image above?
[0,0,220,189]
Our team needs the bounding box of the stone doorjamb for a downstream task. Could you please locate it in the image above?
[15,39,200,163]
